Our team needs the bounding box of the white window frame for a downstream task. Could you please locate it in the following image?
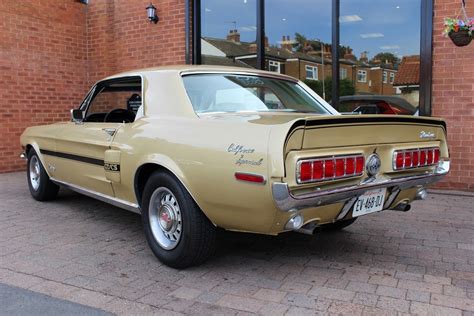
[340,68,347,80]
[268,60,281,73]
[305,65,318,80]
[383,71,388,83]
[357,70,367,83]
[389,72,395,84]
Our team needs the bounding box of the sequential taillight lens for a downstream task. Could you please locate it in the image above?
[297,154,365,184]
[393,147,441,170]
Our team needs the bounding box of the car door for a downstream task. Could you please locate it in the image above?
[53,76,142,197]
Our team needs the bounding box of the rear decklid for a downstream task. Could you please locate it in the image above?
[283,115,449,191]
[296,115,446,149]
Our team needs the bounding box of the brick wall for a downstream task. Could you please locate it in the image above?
[0,0,88,172]
[87,0,186,83]
[0,0,186,173]
[432,0,474,190]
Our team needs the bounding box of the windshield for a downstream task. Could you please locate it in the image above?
[182,74,330,114]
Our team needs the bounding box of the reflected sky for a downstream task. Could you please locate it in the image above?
[201,0,420,59]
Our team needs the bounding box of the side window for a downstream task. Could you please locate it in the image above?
[84,77,142,123]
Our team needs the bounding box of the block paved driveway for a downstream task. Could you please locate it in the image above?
[0,172,473,315]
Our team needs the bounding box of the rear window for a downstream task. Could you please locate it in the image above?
[182,74,330,114]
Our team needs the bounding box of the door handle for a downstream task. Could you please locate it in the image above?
[102,128,117,137]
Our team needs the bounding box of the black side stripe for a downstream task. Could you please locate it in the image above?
[40,149,104,166]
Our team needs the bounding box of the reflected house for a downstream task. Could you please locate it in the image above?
[351,51,398,96]
[393,55,420,106]
[202,30,398,97]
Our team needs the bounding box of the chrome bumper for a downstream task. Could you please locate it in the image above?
[272,161,450,212]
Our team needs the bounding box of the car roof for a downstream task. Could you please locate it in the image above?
[104,65,298,82]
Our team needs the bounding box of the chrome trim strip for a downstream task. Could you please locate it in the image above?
[180,70,299,83]
[50,178,140,214]
[273,161,449,212]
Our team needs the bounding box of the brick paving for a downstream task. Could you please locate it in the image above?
[0,171,473,315]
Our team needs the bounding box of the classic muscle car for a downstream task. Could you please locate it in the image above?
[20,66,450,268]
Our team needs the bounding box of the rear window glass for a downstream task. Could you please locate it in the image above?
[182,74,330,114]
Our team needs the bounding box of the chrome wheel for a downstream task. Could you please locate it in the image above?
[29,156,41,191]
[148,187,182,250]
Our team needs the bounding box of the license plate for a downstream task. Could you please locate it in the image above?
[352,188,387,217]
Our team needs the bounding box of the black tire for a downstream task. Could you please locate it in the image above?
[26,149,59,201]
[141,171,217,269]
[321,218,358,231]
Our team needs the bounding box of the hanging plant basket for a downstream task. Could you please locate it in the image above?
[448,30,473,47]
[443,0,473,47]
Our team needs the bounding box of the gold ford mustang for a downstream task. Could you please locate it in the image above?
[20,66,450,268]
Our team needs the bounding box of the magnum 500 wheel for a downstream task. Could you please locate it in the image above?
[141,171,217,269]
[26,149,59,201]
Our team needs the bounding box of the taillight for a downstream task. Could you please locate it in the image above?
[297,154,365,184]
[393,147,440,170]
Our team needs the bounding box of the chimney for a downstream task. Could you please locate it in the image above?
[322,44,332,60]
[249,43,257,53]
[265,36,269,48]
[360,51,369,63]
[227,29,240,42]
[343,48,356,61]
[280,35,293,51]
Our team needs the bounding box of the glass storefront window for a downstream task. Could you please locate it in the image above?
[194,0,427,115]
[200,0,257,68]
[338,0,421,115]
[265,0,332,100]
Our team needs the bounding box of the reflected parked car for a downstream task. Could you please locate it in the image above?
[337,95,418,115]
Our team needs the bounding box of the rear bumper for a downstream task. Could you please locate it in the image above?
[272,161,450,212]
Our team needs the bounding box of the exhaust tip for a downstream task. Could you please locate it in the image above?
[415,188,428,200]
[285,214,304,230]
[393,202,411,212]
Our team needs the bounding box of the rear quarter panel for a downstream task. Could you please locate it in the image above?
[112,116,287,233]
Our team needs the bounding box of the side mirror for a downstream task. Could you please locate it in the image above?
[71,109,84,122]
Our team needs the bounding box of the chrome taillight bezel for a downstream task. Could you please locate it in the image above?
[392,147,440,171]
[296,154,365,184]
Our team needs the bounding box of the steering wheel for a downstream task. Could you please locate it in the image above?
[104,108,135,123]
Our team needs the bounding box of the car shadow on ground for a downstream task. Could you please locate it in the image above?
[54,188,361,270]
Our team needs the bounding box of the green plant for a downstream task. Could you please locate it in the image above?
[443,17,473,36]
[304,78,356,101]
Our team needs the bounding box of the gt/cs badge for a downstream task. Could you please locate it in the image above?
[366,154,381,177]
[104,163,120,172]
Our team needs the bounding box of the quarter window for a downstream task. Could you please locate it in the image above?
[305,65,318,80]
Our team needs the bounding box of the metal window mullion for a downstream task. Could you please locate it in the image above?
[256,0,265,70]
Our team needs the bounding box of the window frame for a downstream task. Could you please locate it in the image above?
[305,65,318,80]
[389,72,395,84]
[357,70,367,83]
[268,60,281,73]
[340,68,347,80]
[80,76,144,124]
